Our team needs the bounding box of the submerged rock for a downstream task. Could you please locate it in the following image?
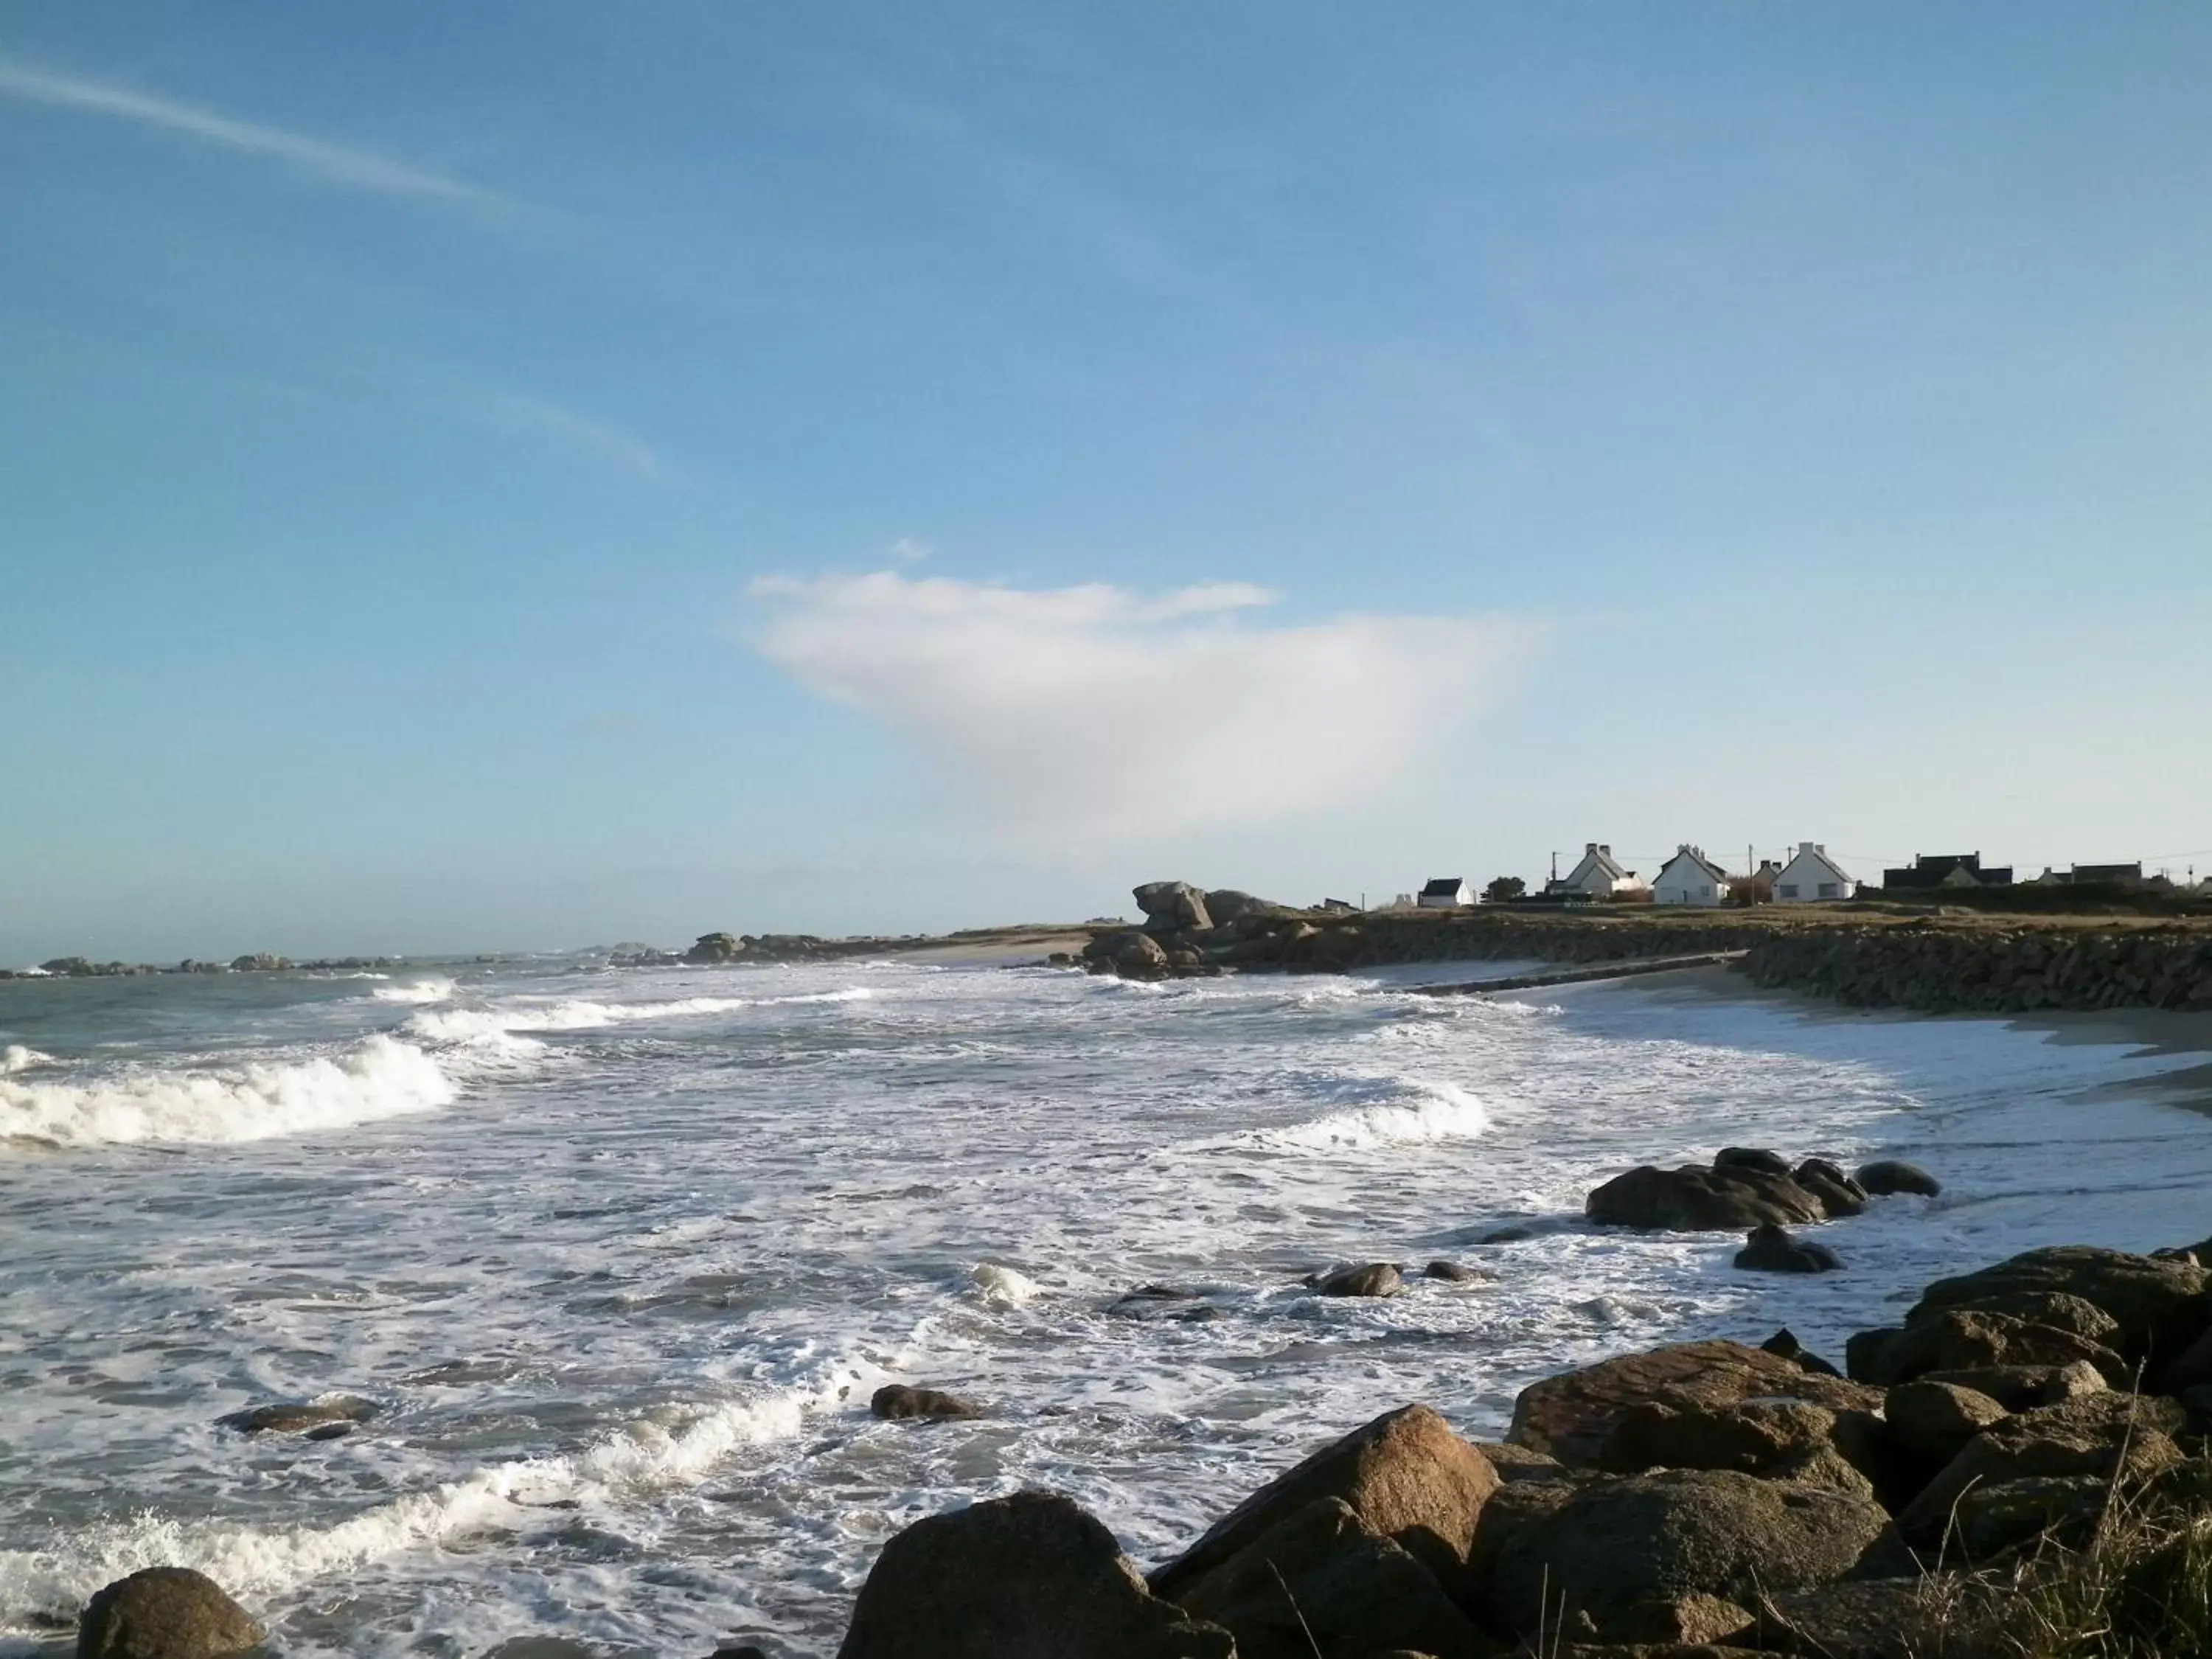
[216,1394,380,1436]
[1585,1163,1827,1231]
[1855,1158,1941,1197]
[836,1490,1231,1659]
[1420,1259,1493,1284]
[870,1385,981,1421]
[1307,1262,1404,1298]
[1734,1223,1840,1273]
[77,1568,264,1659]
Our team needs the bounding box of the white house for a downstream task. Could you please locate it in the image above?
[1548,843,1646,900]
[1773,841,1854,904]
[1653,845,1730,906]
[1416,877,1472,909]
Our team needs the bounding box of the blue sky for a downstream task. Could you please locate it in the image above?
[4,4,2209,959]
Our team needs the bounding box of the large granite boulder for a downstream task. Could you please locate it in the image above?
[1133,882,1214,934]
[1883,1380,2009,1467]
[1169,1497,1481,1659]
[1150,1405,1499,1606]
[1507,1340,1879,1467]
[1585,1164,1829,1231]
[835,1492,1232,1659]
[1595,1397,1885,1500]
[1203,890,1277,926]
[1084,929,1172,979]
[77,1568,265,1659]
[685,932,745,964]
[1846,1308,2128,1388]
[1481,1470,1909,1642]
[1307,1263,1403,1298]
[1907,1246,2209,1363]
[1896,1393,2188,1548]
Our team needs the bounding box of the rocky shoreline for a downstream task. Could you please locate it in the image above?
[1077,881,2212,1016]
[76,1180,2212,1659]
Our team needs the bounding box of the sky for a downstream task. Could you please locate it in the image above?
[4,4,2210,960]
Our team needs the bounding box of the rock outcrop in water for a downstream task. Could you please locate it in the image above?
[77,1567,265,1659]
[1584,1149,1871,1232]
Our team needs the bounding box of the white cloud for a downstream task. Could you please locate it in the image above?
[0,59,506,210]
[749,570,1535,838]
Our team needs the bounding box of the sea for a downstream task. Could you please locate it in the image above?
[4,953,2211,1657]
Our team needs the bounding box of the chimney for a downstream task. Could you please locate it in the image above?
[1800,841,1817,855]
[1586,842,1598,855]
[1599,844,1610,856]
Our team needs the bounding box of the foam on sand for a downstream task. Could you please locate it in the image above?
[0,1035,455,1148]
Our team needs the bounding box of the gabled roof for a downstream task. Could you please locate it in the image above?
[1568,845,1627,880]
[1656,845,1728,884]
[1778,842,1853,888]
[1419,877,1467,897]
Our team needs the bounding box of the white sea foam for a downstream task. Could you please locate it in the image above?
[1,1044,54,1074]
[0,1374,848,1623]
[407,988,872,1044]
[0,1036,455,1148]
[1248,1076,1489,1152]
[968,1262,1042,1305]
[370,977,454,1005]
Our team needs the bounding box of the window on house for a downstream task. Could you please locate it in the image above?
[1778,884,1799,898]
[1818,882,1840,899]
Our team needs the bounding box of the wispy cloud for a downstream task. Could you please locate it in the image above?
[467,392,669,478]
[750,570,1536,840]
[0,59,507,211]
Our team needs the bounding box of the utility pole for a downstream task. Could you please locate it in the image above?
[1550,850,1558,885]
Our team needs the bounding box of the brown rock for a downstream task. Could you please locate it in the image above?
[870,1385,981,1421]
[1896,1394,2187,1548]
[1596,1398,1882,1499]
[1909,1246,2209,1363]
[1507,1340,1879,1468]
[1150,1404,1499,1606]
[1484,1470,1909,1642]
[1585,1165,1826,1231]
[1882,1380,2008,1467]
[77,1568,265,1659]
[1913,1363,2105,1411]
[835,1491,1232,1659]
[1905,1289,2122,1349]
[1309,1262,1405,1298]
[1170,1498,1483,1659]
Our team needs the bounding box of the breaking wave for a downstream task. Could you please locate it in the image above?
[370,978,455,1005]
[406,988,875,1044]
[0,1036,455,1149]
[1246,1076,1489,1152]
[1,1045,54,1075]
[0,1372,855,1627]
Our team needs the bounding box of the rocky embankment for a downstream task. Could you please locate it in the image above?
[1078,880,2212,1015]
[1,953,413,981]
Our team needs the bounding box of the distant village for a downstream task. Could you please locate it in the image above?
[1391,843,2209,911]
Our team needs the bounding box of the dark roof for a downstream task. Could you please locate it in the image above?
[1884,852,1993,889]
[1419,877,1467,897]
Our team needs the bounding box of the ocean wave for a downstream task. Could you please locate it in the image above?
[0,1374,853,1628]
[1246,1076,1490,1152]
[407,988,874,1045]
[0,1036,455,1149]
[369,978,454,1005]
[1,1045,54,1075]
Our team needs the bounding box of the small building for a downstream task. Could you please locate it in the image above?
[1883,852,2014,890]
[1652,845,1730,906]
[1416,877,1472,909]
[1728,859,1781,905]
[1548,842,1646,900]
[1774,842,1854,904]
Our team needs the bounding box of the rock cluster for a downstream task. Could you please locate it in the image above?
[1079,882,1301,980]
[821,1239,2212,1658]
[1584,1148,1871,1232]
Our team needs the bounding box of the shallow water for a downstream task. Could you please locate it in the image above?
[4,956,2209,1656]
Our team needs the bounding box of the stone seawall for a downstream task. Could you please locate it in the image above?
[1082,891,2212,1016]
[1739,923,2212,1014]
